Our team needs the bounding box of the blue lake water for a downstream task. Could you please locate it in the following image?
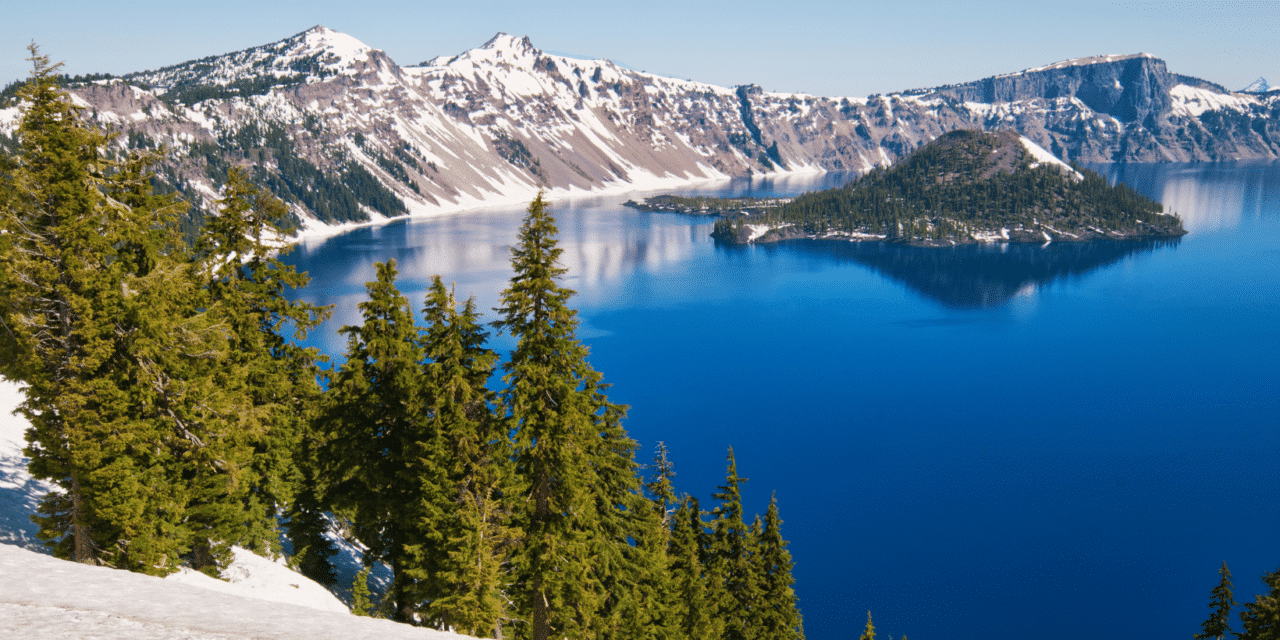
[282,163,1280,640]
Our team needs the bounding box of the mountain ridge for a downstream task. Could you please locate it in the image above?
[1,27,1276,233]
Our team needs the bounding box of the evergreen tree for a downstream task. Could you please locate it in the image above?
[669,497,720,640]
[756,494,804,640]
[1237,567,1280,640]
[3,44,242,575]
[193,166,330,565]
[710,448,761,640]
[494,192,645,640]
[859,611,876,640]
[1195,562,1236,640]
[407,276,514,636]
[351,566,376,616]
[318,259,426,621]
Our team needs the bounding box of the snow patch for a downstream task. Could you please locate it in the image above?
[1019,136,1083,181]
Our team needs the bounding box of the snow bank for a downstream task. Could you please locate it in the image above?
[0,544,467,640]
[166,547,349,614]
[1019,136,1083,180]
[0,380,49,553]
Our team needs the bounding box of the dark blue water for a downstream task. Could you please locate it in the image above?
[282,163,1280,640]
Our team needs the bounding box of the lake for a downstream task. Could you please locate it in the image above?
[281,162,1280,640]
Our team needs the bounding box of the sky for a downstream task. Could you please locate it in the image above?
[3,0,1277,98]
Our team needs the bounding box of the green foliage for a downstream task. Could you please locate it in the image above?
[756,495,804,640]
[407,276,514,636]
[710,449,762,640]
[1196,562,1237,640]
[351,566,376,616]
[859,611,876,640]
[495,192,656,640]
[1237,567,1280,640]
[317,259,426,621]
[1,44,266,575]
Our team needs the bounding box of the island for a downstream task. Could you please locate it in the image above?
[706,130,1187,246]
[622,194,791,216]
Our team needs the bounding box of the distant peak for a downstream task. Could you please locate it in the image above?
[481,32,538,55]
[1241,77,1272,93]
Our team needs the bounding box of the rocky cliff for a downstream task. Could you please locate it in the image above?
[2,28,1276,232]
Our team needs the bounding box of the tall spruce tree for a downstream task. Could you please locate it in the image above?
[193,167,330,566]
[318,259,426,621]
[1196,562,1236,640]
[711,448,761,640]
[755,494,804,640]
[859,611,876,640]
[2,45,244,574]
[494,192,648,640]
[407,276,515,636]
[669,497,721,640]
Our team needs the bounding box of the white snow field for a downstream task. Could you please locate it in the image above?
[0,543,466,640]
[0,379,451,638]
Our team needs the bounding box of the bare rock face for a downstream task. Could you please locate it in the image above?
[4,28,1277,231]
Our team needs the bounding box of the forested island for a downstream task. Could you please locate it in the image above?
[623,194,790,216]
[709,130,1187,246]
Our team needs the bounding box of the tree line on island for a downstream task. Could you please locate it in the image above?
[712,130,1185,245]
[0,47,805,640]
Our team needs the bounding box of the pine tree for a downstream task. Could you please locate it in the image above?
[193,166,330,565]
[711,448,761,640]
[3,44,242,575]
[1195,562,1236,640]
[859,611,876,640]
[1237,566,1279,640]
[669,497,720,640]
[408,276,514,636]
[318,259,426,621]
[351,566,376,616]
[494,192,645,640]
[756,494,804,640]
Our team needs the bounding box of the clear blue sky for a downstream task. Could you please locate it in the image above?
[4,1,1277,97]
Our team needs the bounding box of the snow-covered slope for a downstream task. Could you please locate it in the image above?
[3,28,1277,234]
[0,379,367,632]
[0,543,463,639]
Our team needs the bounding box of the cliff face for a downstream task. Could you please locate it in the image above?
[3,28,1276,230]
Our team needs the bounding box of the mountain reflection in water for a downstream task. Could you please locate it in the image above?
[757,237,1180,308]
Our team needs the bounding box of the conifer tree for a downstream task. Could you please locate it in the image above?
[407,276,514,636]
[2,45,243,574]
[1237,566,1279,640]
[494,192,647,640]
[711,448,761,640]
[755,494,804,640]
[859,611,876,640]
[193,166,330,565]
[351,566,376,616]
[1195,562,1236,640]
[669,497,720,640]
[318,259,426,621]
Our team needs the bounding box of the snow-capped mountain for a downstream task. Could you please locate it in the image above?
[1240,77,1273,93]
[2,28,1277,233]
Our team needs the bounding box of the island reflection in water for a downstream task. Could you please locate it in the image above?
[752,237,1180,308]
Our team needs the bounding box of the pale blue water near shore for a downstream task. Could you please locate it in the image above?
[282,162,1280,640]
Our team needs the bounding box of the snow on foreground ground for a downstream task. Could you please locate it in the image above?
[0,544,469,640]
[0,379,438,638]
